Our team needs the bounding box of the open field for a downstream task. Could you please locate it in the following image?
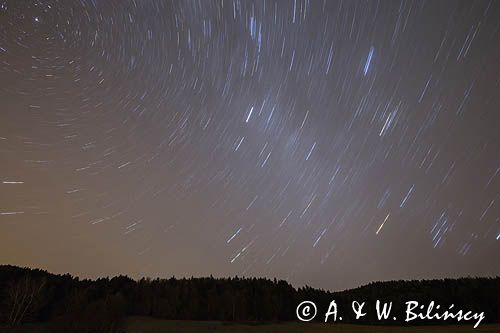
[6,318,500,333]
[127,317,500,333]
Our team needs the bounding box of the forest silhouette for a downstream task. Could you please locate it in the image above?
[0,265,499,332]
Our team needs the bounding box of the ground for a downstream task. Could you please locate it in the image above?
[126,317,500,333]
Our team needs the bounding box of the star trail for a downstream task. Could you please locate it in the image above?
[0,0,499,290]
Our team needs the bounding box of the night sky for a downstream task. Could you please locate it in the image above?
[1,0,499,291]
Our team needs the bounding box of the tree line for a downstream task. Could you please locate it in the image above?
[0,265,498,332]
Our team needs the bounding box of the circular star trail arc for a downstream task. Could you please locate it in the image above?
[0,0,499,290]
